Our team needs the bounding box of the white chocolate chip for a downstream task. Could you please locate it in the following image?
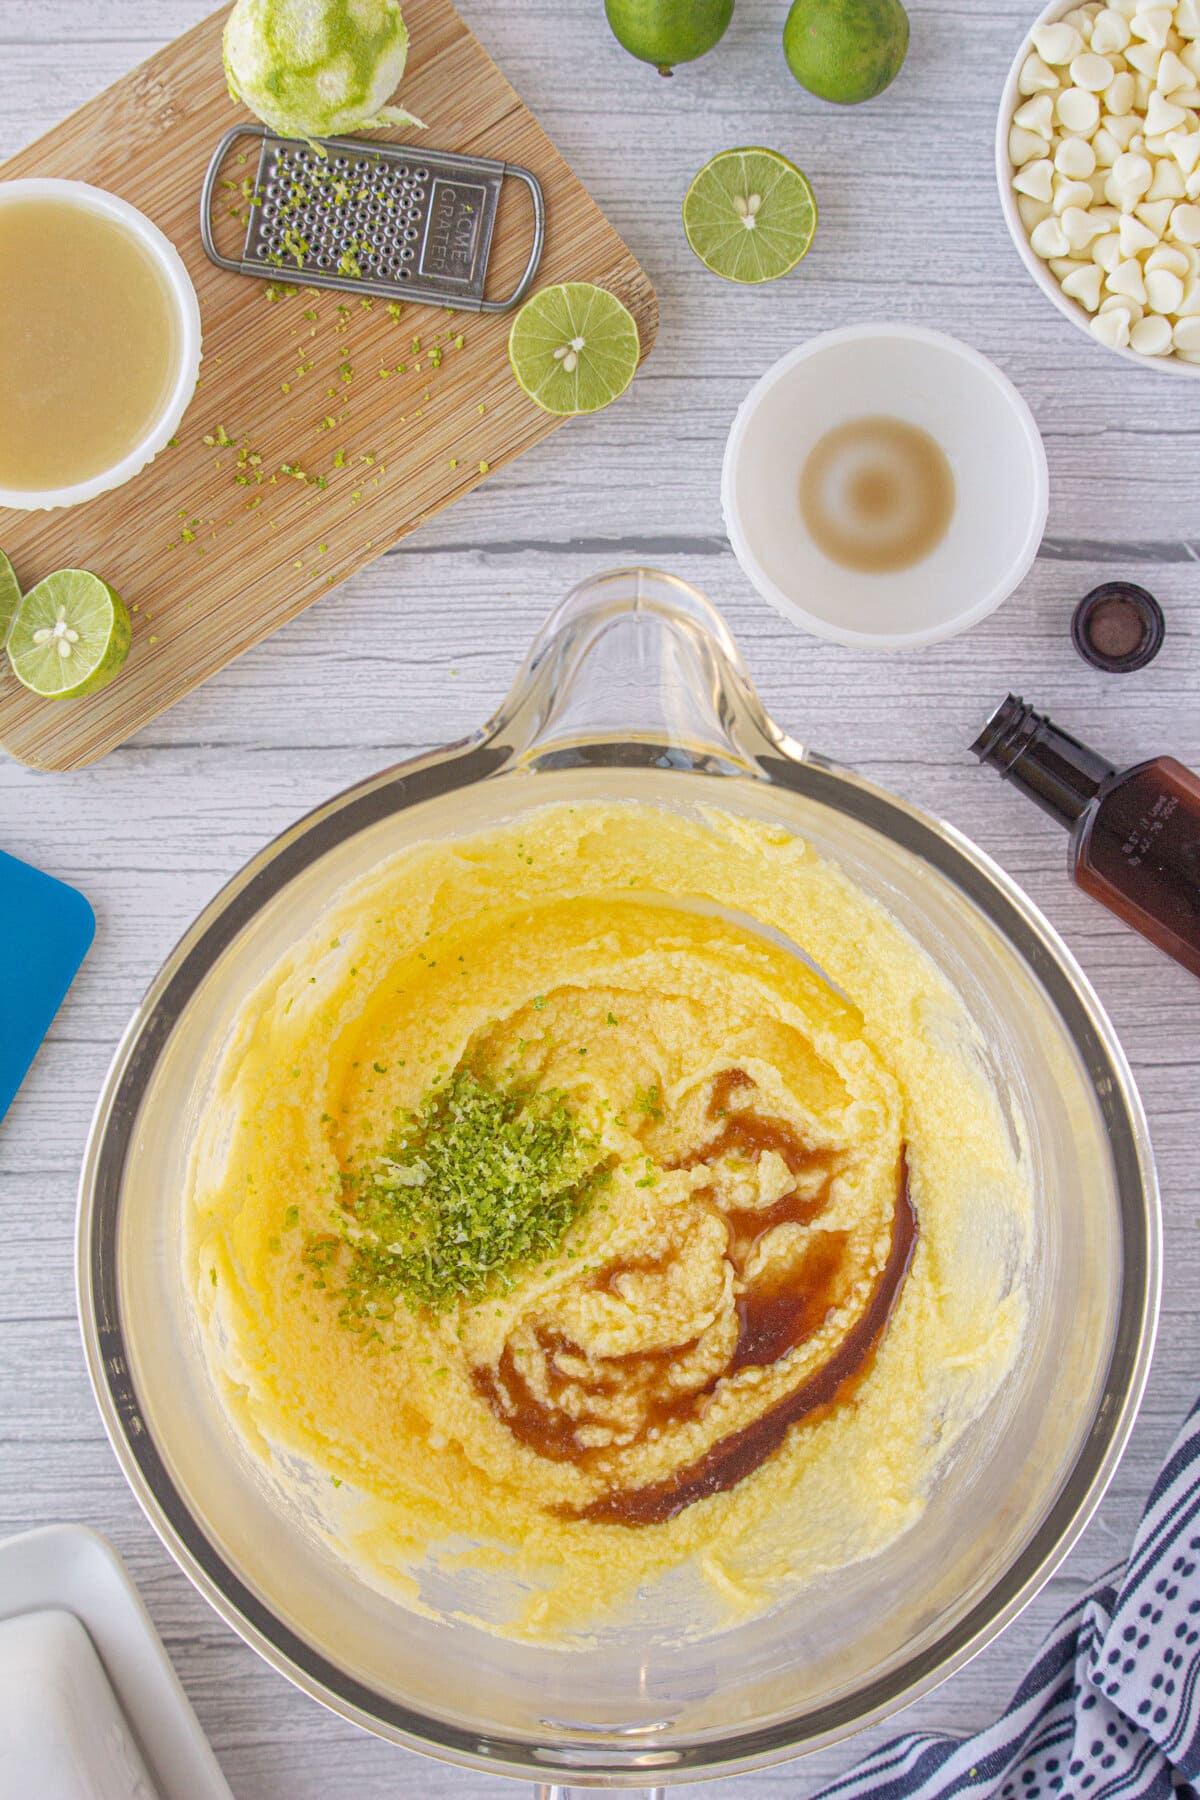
[1071,49,1116,87]
[1130,6,1172,50]
[1015,92,1057,135]
[1145,264,1185,307]
[1064,203,1108,246]
[1092,8,1132,51]
[1148,156,1187,196]
[1100,292,1144,324]
[1055,175,1099,211]
[1106,68,1139,110]
[1091,305,1132,344]
[1130,311,1174,349]
[1093,124,1123,162]
[1093,229,1126,268]
[1031,214,1072,257]
[1058,85,1103,131]
[1105,110,1144,146]
[1012,124,1052,166]
[1183,39,1200,74]
[1170,198,1200,237]
[1175,275,1200,309]
[1172,313,1200,346]
[1063,261,1106,306]
[1020,51,1062,94]
[1014,158,1056,200]
[1050,254,1088,277]
[1055,134,1099,175]
[1018,193,1055,230]
[1145,90,1189,132]
[1170,131,1200,174]
[1033,20,1085,62]
[1138,197,1177,230]
[1156,48,1193,90]
[1179,0,1200,39]
[1114,149,1155,189]
[1146,241,1190,271]
[1119,210,1161,252]
[1125,38,1163,78]
[1107,255,1149,297]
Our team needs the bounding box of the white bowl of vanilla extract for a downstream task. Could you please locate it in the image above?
[722,324,1049,650]
[0,179,202,511]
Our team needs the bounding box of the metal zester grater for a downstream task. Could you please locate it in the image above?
[201,124,545,312]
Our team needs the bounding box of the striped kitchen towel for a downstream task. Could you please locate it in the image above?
[815,1398,1200,1799]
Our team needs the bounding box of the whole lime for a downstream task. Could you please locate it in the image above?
[783,0,909,105]
[605,0,734,75]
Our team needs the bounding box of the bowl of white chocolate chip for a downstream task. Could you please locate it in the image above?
[999,0,1200,369]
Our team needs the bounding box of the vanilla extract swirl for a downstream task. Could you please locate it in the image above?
[473,1070,917,1527]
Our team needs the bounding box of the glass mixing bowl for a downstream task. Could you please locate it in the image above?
[77,569,1160,1791]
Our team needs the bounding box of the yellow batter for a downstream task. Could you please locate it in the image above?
[187,802,1029,1642]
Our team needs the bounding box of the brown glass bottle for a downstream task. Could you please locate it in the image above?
[972,695,1200,981]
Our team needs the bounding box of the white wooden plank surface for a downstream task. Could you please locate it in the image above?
[2,1,1198,1794]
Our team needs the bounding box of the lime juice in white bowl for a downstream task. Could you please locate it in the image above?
[0,179,202,510]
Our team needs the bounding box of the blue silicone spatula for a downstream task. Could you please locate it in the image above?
[0,850,94,1124]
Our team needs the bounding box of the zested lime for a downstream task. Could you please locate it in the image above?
[683,147,817,284]
[7,568,131,699]
[508,282,640,415]
[0,550,20,649]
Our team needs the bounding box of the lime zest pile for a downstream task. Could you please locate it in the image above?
[325,1070,609,1321]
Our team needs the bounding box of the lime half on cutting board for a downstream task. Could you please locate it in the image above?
[0,551,20,649]
[683,148,817,283]
[7,569,131,699]
[508,283,640,415]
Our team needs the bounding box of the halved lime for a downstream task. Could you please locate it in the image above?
[0,551,20,650]
[683,148,817,284]
[7,569,131,699]
[508,282,640,415]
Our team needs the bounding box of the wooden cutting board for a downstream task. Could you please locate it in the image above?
[0,2,657,771]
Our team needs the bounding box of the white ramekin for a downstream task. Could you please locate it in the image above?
[721,324,1049,651]
[0,179,203,510]
[996,0,1200,378]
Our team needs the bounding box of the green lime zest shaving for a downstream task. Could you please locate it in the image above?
[327,1070,608,1322]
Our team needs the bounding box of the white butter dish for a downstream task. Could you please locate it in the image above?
[0,1609,158,1799]
[0,1525,231,1800]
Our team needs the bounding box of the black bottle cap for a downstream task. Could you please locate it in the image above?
[1071,582,1164,674]
[971,695,1117,830]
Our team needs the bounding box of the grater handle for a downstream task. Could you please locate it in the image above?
[478,164,546,313]
[199,124,271,273]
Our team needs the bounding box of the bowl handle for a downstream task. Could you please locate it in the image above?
[535,1789,666,1799]
[484,567,800,777]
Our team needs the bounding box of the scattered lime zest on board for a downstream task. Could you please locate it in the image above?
[508,283,639,416]
[7,570,131,700]
[683,147,817,283]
